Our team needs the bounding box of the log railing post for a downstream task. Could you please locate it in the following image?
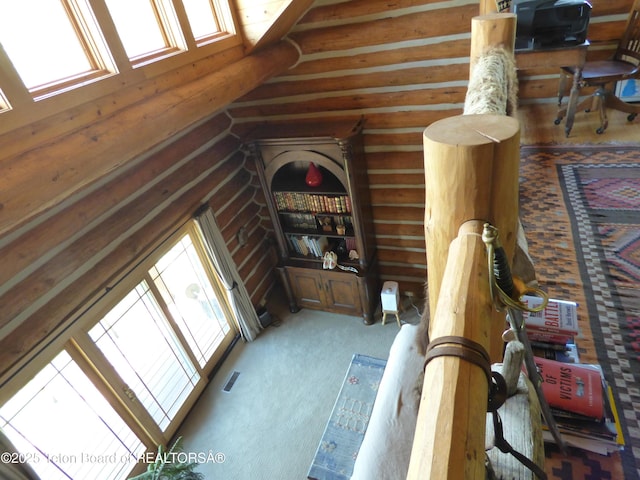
[469,13,517,78]
[407,220,493,479]
[479,1,513,15]
[408,11,524,479]
[479,0,498,15]
[423,114,520,363]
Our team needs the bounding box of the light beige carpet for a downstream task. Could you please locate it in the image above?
[177,288,422,479]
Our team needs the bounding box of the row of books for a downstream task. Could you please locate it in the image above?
[273,192,351,214]
[523,295,581,364]
[286,234,329,258]
[521,295,624,455]
[535,356,624,455]
[279,212,317,231]
[279,212,354,233]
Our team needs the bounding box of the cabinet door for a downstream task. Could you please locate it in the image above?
[322,270,362,316]
[288,268,325,309]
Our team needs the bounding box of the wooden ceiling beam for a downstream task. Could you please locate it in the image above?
[240,0,315,53]
[0,40,299,237]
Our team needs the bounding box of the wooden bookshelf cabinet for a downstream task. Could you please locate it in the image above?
[248,118,379,324]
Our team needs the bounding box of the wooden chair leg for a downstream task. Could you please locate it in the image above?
[596,90,609,134]
[555,70,585,136]
[557,72,569,107]
[605,91,640,116]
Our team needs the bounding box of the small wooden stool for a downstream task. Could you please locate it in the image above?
[381,281,401,327]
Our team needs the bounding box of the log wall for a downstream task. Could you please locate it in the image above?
[0,41,298,382]
[229,0,635,296]
[0,0,634,381]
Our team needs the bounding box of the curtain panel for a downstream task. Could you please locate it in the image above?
[195,205,262,341]
[0,430,38,480]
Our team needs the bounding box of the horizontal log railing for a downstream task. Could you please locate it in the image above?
[407,219,495,478]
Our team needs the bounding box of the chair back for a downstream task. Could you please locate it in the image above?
[496,0,511,12]
[615,0,640,70]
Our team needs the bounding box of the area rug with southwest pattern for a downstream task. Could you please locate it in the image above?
[519,145,640,480]
[307,354,386,480]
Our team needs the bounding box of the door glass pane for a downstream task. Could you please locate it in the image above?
[149,233,231,368]
[0,0,93,89]
[182,0,220,40]
[0,89,10,112]
[89,281,200,431]
[103,0,170,59]
[0,351,145,480]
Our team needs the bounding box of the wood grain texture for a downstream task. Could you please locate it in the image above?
[227,0,639,295]
[0,41,299,237]
[3,0,639,387]
[408,224,492,479]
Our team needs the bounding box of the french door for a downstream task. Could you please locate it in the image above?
[0,224,236,480]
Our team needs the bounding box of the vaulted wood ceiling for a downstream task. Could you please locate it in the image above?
[234,0,315,52]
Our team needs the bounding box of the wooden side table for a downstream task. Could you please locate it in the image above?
[515,41,590,136]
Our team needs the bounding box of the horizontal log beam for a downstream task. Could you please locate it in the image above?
[374,222,424,237]
[239,63,470,102]
[369,187,425,205]
[0,113,232,289]
[229,85,468,118]
[371,205,424,222]
[0,147,258,383]
[286,40,471,77]
[0,41,299,237]
[289,6,476,54]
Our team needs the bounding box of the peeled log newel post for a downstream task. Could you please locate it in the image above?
[469,13,517,77]
[407,114,520,479]
[478,0,499,14]
[424,114,520,363]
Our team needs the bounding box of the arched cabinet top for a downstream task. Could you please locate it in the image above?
[264,150,348,194]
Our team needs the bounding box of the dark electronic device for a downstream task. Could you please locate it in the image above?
[511,0,592,50]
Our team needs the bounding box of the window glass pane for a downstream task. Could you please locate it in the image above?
[103,0,169,59]
[89,281,200,430]
[182,0,220,39]
[0,1,93,89]
[0,351,145,480]
[150,233,231,368]
[0,89,10,112]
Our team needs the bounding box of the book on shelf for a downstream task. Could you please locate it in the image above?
[523,296,579,346]
[531,342,580,363]
[527,330,575,346]
[542,383,625,455]
[523,295,579,335]
[535,356,605,420]
[534,357,624,455]
[273,192,352,214]
[286,235,329,259]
